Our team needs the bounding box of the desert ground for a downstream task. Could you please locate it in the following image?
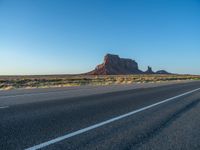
[0,74,200,90]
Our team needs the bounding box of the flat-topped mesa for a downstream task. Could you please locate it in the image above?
[88,54,143,75]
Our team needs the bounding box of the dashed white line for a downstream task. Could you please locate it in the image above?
[25,87,200,150]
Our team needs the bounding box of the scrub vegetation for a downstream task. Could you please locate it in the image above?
[0,74,200,90]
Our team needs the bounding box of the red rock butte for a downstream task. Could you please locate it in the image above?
[87,54,171,75]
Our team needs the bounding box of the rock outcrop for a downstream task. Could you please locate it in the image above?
[145,66,155,74]
[87,54,171,75]
[88,54,143,75]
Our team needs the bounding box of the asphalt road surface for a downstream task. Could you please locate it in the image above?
[1,81,200,150]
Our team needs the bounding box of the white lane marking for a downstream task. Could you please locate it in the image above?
[25,87,200,150]
[0,106,9,109]
[0,89,83,99]
[0,86,104,99]
[0,92,61,99]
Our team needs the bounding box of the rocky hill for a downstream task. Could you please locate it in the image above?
[87,54,170,75]
[156,70,171,74]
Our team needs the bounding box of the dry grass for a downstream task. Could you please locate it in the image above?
[0,74,200,90]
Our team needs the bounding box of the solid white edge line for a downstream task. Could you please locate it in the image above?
[0,91,67,99]
[25,87,200,150]
[0,87,93,99]
[0,106,9,109]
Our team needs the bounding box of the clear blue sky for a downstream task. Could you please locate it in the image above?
[1,0,200,75]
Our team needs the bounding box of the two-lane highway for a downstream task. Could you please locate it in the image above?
[1,81,200,150]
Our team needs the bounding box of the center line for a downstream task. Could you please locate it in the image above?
[25,87,200,150]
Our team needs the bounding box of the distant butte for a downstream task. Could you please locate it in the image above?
[145,66,155,74]
[87,54,171,75]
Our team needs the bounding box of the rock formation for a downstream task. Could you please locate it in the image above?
[87,54,171,75]
[88,54,143,75]
[145,66,155,74]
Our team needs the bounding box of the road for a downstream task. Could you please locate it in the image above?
[1,81,200,150]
